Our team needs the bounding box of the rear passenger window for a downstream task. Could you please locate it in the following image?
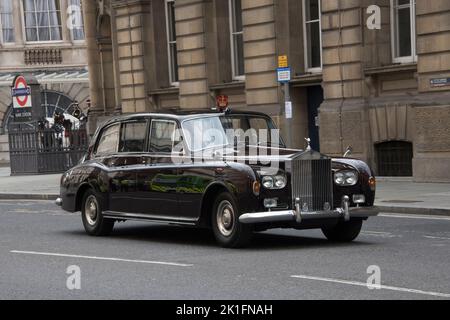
[149,120,176,153]
[119,122,147,152]
[96,124,120,156]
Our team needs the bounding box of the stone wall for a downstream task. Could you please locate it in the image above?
[0,135,9,166]
[82,0,450,181]
[413,0,450,182]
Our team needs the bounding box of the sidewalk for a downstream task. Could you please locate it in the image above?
[0,167,449,215]
[0,167,60,200]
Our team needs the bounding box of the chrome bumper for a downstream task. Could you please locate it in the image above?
[55,198,63,207]
[239,196,379,224]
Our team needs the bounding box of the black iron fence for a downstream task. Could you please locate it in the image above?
[8,123,89,175]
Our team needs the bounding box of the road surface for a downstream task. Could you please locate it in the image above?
[0,200,449,300]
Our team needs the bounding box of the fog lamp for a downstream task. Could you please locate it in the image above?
[353,194,366,204]
[264,198,278,209]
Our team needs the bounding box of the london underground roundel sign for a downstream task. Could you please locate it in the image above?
[12,75,32,109]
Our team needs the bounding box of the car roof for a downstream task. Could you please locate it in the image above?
[102,109,271,126]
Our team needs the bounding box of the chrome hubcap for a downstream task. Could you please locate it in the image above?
[85,195,98,226]
[217,200,235,237]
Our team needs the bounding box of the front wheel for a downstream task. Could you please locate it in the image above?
[81,190,115,236]
[212,193,253,248]
[322,219,363,242]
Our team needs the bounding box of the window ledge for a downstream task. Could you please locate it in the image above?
[209,81,245,91]
[364,63,417,76]
[148,87,180,96]
[290,73,323,87]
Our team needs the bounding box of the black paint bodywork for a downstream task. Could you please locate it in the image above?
[59,111,376,230]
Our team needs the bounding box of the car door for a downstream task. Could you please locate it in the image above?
[134,118,181,219]
[92,123,122,210]
[108,119,149,213]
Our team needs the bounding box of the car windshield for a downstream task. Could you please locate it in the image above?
[182,115,285,152]
[220,115,285,148]
[182,116,229,152]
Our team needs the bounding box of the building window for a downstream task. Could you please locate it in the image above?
[391,0,416,63]
[23,0,62,42]
[376,141,413,177]
[165,0,179,85]
[229,0,244,80]
[0,0,15,43]
[68,0,84,41]
[303,0,322,72]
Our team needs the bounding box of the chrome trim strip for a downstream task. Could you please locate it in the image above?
[103,211,197,226]
[239,205,379,224]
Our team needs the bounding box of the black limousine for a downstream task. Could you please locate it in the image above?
[57,110,378,247]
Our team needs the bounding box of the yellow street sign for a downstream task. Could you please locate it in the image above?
[278,55,288,68]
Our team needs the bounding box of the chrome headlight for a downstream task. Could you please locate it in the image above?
[262,176,274,189]
[261,174,287,189]
[334,170,358,186]
[274,175,287,189]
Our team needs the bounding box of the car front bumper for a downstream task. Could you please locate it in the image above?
[239,196,379,224]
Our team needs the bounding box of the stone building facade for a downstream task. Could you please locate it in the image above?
[0,0,89,166]
[83,0,450,182]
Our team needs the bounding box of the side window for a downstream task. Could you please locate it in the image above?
[119,121,147,152]
[149,120,176,153]
[96,124,120,156]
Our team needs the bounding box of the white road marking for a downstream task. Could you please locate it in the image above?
[291,275,450,298]
[379,213,450,221]
[361,231,400,238]
[10,250,193,268]
[424,235,450,241]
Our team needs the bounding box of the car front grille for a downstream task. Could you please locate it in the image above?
[291,158,333,212]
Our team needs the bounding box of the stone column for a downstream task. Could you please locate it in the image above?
[112,0,151,113]
[242,0,279,116]
[320,0,371,162]
[83,0,105,134]
[175,0,211,109]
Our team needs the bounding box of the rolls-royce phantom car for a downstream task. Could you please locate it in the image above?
[57,110,378,248]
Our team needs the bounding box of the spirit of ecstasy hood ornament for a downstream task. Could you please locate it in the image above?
[305,138,312,151]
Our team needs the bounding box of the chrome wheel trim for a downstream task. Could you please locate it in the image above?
[84,195,99,226]
[217,200,235,237]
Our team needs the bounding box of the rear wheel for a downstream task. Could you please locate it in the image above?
[322,219,363,242]
[81,190,114,236]
[212,193,253,248]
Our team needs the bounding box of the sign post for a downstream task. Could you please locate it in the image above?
[277,55,292,148]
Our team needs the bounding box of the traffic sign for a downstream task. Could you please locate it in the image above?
[278,55,288,68]
[277,67,291,83]
[12,76,32,109]
[11,75,33,122]
[285,101,293,119]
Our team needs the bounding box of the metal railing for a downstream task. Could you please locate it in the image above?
[8,122,89,175]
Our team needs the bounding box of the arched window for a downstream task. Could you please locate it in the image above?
[2,90,79,132]
[375,141,413,176]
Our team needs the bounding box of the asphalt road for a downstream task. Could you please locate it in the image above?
[0,200,449,300]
